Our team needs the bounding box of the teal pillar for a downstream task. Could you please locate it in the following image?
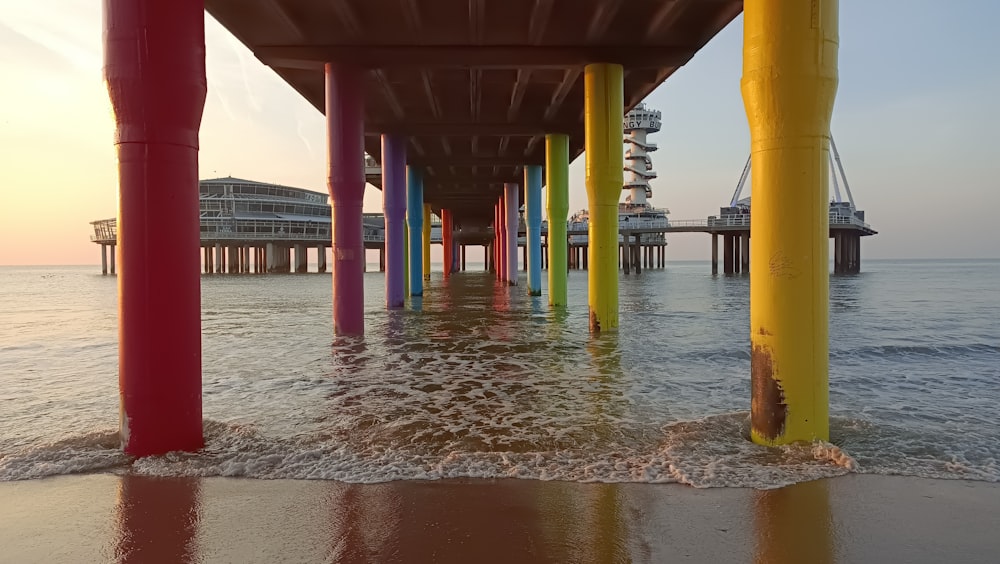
[525,165,543,296]
[406,166,423,296]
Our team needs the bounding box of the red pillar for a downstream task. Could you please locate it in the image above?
[105,0,205,456]
[442,209,453,278]
[325,64,365,335]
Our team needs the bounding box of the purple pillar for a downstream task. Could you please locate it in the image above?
[325,64,365,335]
[504,183,519,286]
[382,134,406,309]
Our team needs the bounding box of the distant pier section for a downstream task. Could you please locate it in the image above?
[93,147,876,275]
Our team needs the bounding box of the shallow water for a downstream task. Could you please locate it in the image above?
[1,260,998,487]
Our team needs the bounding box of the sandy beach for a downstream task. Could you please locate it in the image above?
[2,474,998,563]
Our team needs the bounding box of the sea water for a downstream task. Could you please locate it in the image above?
[1,260,997,488]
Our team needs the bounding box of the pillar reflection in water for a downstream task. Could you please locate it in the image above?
[114,476,201,564]
[586,334,626,444]
[753,479,834,564]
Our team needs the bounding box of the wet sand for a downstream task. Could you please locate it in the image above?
[2,474,998,563]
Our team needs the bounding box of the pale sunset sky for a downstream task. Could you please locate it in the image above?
[1,0,998,265]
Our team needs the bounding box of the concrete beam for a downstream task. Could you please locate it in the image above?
[255,45,695,70]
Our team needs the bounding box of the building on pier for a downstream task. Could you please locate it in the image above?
[91,176,407,275]
[704,136,877,274]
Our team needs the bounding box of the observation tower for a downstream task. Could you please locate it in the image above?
[622,103,662,211]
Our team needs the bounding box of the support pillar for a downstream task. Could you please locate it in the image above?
[101,244,108,275]
[498,197,508,282]
[504,183,519,286]
[325,63,365,335]
[422,204,431,280]
[733,235,741,273]
[105,0,203,455]
[723,234,734,274]
[584,63,623,331]
[214,243,222,273]
[406,166,423,296]
[294,244,307,273]
[634,236,641,274]
[741,232,750,273]
[461,245,466,271]
[493,204,499,277]
[525,164,543,296]
[403,224,410,296]
[743,0,837,444]
[442,209,453,278]
[546,133,569,305]
[854,234,862,273]
[317,246,327,273]
[833,232,842,273]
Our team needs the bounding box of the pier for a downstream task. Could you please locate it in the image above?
[101,0,843,455]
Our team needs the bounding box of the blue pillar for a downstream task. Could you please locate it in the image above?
[382,135,406,308]
[406,166,423,296]
[524,165,543,296]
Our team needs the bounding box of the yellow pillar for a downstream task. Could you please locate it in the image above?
[422,203,431,280]
[584,63,624,332]
[743,0,838,444]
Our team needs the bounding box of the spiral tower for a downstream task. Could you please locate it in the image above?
[622,103,662,208]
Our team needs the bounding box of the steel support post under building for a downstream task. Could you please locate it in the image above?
[744,0,837,445]
[723,234,734,274]
[504,183,519,286]
[317,246,326,273]
[294,244,306,273]
[712,235,719,274]
[382,134,406,308]
[325,63,366,335]
[732,235,741,273]
[406,167,423,296]
[525,165,543,296]
[584,63,624,332]
[740,233,750,273]
[546,134,569,306]
[105,0,204,455]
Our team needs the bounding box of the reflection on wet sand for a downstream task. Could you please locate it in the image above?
[5,474,998,563]
[114,476,201,564]
[753,478,834,564]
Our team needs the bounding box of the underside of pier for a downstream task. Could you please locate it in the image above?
[205,0,742,227]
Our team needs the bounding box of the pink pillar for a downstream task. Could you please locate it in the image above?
[105,0,204,456]
[325,63,365,335]
[442,209,453,278]
[498,196,508,282]
[493,201,503,280]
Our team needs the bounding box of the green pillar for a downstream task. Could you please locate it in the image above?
[546,134,569,306]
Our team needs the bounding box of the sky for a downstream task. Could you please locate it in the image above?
[1,0,998,265]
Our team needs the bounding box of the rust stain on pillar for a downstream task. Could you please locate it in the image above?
[751,339,787,441]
